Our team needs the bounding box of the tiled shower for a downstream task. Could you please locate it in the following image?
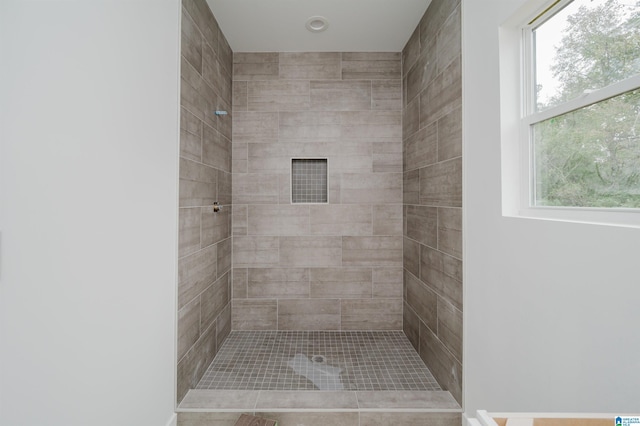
[176,0,462,417]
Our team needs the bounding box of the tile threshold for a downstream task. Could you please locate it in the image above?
[177,389,462,413]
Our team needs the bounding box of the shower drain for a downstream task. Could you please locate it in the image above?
[311,355,326,364]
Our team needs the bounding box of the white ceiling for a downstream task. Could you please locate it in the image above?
[206,0,432,53]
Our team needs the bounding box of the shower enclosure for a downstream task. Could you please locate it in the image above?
[176,0,462,423]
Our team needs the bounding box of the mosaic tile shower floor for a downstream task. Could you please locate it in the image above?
[196,331,442,391]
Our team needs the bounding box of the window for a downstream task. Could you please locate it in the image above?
[502,0,640,226]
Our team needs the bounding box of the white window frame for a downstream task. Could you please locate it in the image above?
[499,0,640,228]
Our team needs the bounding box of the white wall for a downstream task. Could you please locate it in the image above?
[0,2,180,425]
[463,0,640,415]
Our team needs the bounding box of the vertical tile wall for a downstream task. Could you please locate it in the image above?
[177,0,233,403]
[232,52,404,331]
[401,0,463,404]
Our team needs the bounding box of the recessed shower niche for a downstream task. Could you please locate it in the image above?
[291,158,328,204]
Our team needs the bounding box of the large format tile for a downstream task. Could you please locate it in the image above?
[438,296,463,362]
[177,297,200,361]
[179,207,201,257]
[202,125,231,172]
[179,158,217,207]
[278,111,341,141]
[201,205,229,247]
[232,299,277,330]
[403,122,438,171]
[255,412,358,426]
[233,52,279,81]
[372,140,402,173]
[179,389,259,409]
[341,111,401,140]
[309,268,372,298]
[420,245,462,310]
[372,268,403,298]
[181,9,203,74]
[403,170,420,205]
[310,80,371,111]
[372,80,402,111]
[406,37,437,102]
[178,412,244,426]
[279,52,341,79]
[201,272,230,330]
[248,80,310,111]
[233,236,279,268]
[216,302,231,347]
[406,205,438,247]
[420,0,460,50]
[278,299,340,330]
[178,244,217,309]
[232,173,279,204]
[419,157,462,207]
[342,52,401,80]
[343,236,403,267]
[403,237,420,278]
[419,322,462,404]
[341,173,402,204]
[420,56,461,127]
[372,204,403,236]
[402,26,421,77]
[309,204,372,236]
[436,5,461,75]
[438,207,462,259]
[279,236,342,267]
[438,106,462,162]
[177,321,217,403]
[341,298,402,330]
[247,268,310,299]
[232,111,278,143]
[403,301,421,351]
[405,271,437,332]
[247,205,310,236]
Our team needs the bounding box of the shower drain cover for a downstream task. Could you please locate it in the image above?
[311,355,326,364]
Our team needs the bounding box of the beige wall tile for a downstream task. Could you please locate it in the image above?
[419,321,462,404]
[405,271,437,332]
[202,125,231,172]
[218,170,232,206]
[279,111,341,141]
[232,173,279,204]
[179,207,201,257]
[232,111,278,143]
[233,52,279,81]
[278,299,341,330]
[248,205,310,236]
[216,302,231,347]
[248,80,310,111]
[403,238,420,278]
[420,56,461,127]
[247,268,310,298]
[232,204,248,236]
[342,236,402,267]
[181,9,202,74]
[373,204,403,236]
[402,26,421,78]
[406,205,438,247]
[183,0,218,51]
[232,142,247,174]
[403,170,420,205]
[372,268,403,298]
[279,236,342,268]
[436,5,461,75]
[419,157,462,207]
[178,389,259,410]
[403,301,420,350]
[402,96,420,138]
[202,44,231,105]
[309,205,372,236]
[279,52,341,80]
[201,206,229,247]
[217,28,233,76]
[232,81,247,111]
[177,297,200,361]
[438,207,462,259]
[232,299,277,330]
[420,245,462,310]
[309,268,372,298]
[181,106,203,139]
[310,80,372,111]
[404,123,438,171]
[341,298,402,330]
[372,141,402,173]
[438,106,462,162]
[217,237,231,276]
[420,0,460,50]
[177,320,217,403]
[178,244,217,309]
[232,268,248,299]
[341,52,401,80]
[438,296,462,362]
[341,111,401,140]
[233,236,279,268]
[179,157,217,207]
[372,80,402,111]
[356,390,459,409]
[201,272,230,330]
[180,128,202,163]
[341,173,402,204]
[178,411,244,426]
